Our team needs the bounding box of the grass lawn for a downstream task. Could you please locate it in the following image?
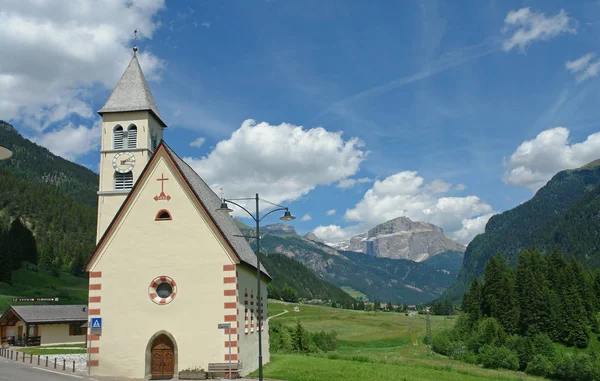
[253,301,543,381]
[19,346,86,355]
[0,269,88,314]
[340,286,369,302]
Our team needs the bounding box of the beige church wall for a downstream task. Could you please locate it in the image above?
[101,111,156,150]
[38,325,85,346]
[98,143,149,192]
[97,111,165,240]
[89,157,245,378]
[236,265,270,376]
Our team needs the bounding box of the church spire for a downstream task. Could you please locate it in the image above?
[98,48,166,127]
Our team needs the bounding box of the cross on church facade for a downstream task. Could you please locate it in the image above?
[154,173,172,201]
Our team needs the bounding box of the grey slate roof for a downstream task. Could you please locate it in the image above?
[163,142,271,279]
[10,305,88,324]
[98,55,167,127]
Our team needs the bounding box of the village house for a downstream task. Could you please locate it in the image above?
[0,305,87,346]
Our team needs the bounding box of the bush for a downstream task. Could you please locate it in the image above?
[571,353,600,381]
[525,354,551,377]
[531,334,555,359]
[477,345,519,370]
[432,330,454,356]
[505,335,532,371]
[549,353,574,380]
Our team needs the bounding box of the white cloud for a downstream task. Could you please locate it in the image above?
[454,183,467,191]
[502,8,575,52]
[336,177,372,189]
[503,127,600,191]
[315,171,494,245]
[0,0,166,130]
[326,209,336,216]
[184,119,367,211]
[424,179,451,194]
[300,214,312,222]
[31,121,100,160]
[190,137,206,148]
[566,53,595,73]
[566,53,600,82]
[201,22,211,28]
[313,225,356,242]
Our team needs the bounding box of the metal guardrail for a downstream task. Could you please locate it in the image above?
[0,347,76,373]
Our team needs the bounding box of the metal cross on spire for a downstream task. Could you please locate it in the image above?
[133,29,138,56]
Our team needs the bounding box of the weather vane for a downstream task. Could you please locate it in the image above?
[133,29,138,56]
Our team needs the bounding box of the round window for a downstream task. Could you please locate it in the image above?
[156,282,173,298]
[148,276,177,305]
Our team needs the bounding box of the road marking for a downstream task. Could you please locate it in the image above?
[32,367,84,379]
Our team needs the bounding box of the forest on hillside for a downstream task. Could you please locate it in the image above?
[446,163,600,301]
[434,248,600,380]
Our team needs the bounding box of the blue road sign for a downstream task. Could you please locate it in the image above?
[91,317,102,329]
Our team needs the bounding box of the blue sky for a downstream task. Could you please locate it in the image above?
[3,0,600,244]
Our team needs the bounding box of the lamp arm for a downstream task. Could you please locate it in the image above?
[222,199,257,222]
[258,207,288,223]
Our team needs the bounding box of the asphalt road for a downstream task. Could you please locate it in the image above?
[0,356,86,381]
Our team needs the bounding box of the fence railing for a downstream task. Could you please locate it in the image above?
[0,347,76,372]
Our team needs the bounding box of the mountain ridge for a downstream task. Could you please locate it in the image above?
[325,216,465,262]
[442,159,600,301]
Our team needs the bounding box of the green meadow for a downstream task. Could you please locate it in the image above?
[0,269,88,314]
[256,301,543,381]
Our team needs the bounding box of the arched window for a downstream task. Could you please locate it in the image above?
[113,125,124,149]
[127,124,137,149]
[155,209,172,221]
[114,171,133,190]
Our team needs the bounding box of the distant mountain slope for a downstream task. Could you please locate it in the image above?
[0,120,99,206]
[443,160,600,301]
[328,217,465,262]
[258,234,455,304]
[0,121,97,271]
[259,253,355,306]
[421,250,464,276]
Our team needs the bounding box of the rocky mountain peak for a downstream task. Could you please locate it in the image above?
[303,232,324,243]
[261,223,297,235]
[328,216,465,262]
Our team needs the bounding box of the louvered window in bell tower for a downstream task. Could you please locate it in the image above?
[114,171,133,190]
[113,125,124,149]
[127,125,137,149]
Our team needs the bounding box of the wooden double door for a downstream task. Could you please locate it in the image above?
[151,335,175,379]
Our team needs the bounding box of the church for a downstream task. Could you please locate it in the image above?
[86,48,271,379]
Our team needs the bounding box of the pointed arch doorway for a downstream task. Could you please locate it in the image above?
[146,332,177,379]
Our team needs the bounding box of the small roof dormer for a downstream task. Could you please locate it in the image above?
[98,52,167,127]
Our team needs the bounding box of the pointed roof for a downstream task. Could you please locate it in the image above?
[87,141,270,279]
[98,55,167,127]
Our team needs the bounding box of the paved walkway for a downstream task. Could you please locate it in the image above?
[267,310,288,321]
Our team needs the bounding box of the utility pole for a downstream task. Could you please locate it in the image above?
[426,309,432,356]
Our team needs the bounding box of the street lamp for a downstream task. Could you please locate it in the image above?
[0,146,12,161]
[216,193,295,381]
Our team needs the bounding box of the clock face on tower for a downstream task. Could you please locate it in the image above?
[112,152,136,173]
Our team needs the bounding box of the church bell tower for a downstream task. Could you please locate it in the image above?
[96,47,167,241]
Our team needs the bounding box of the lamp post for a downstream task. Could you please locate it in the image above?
[216,193,295,381]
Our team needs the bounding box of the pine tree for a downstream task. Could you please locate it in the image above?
[462,277,482,325]
[0,225,12,283]
[6,217,38,267]
[481,254,519,334]
[516,248,552,336]
[558,264,589,347]
[70,252,84,276]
